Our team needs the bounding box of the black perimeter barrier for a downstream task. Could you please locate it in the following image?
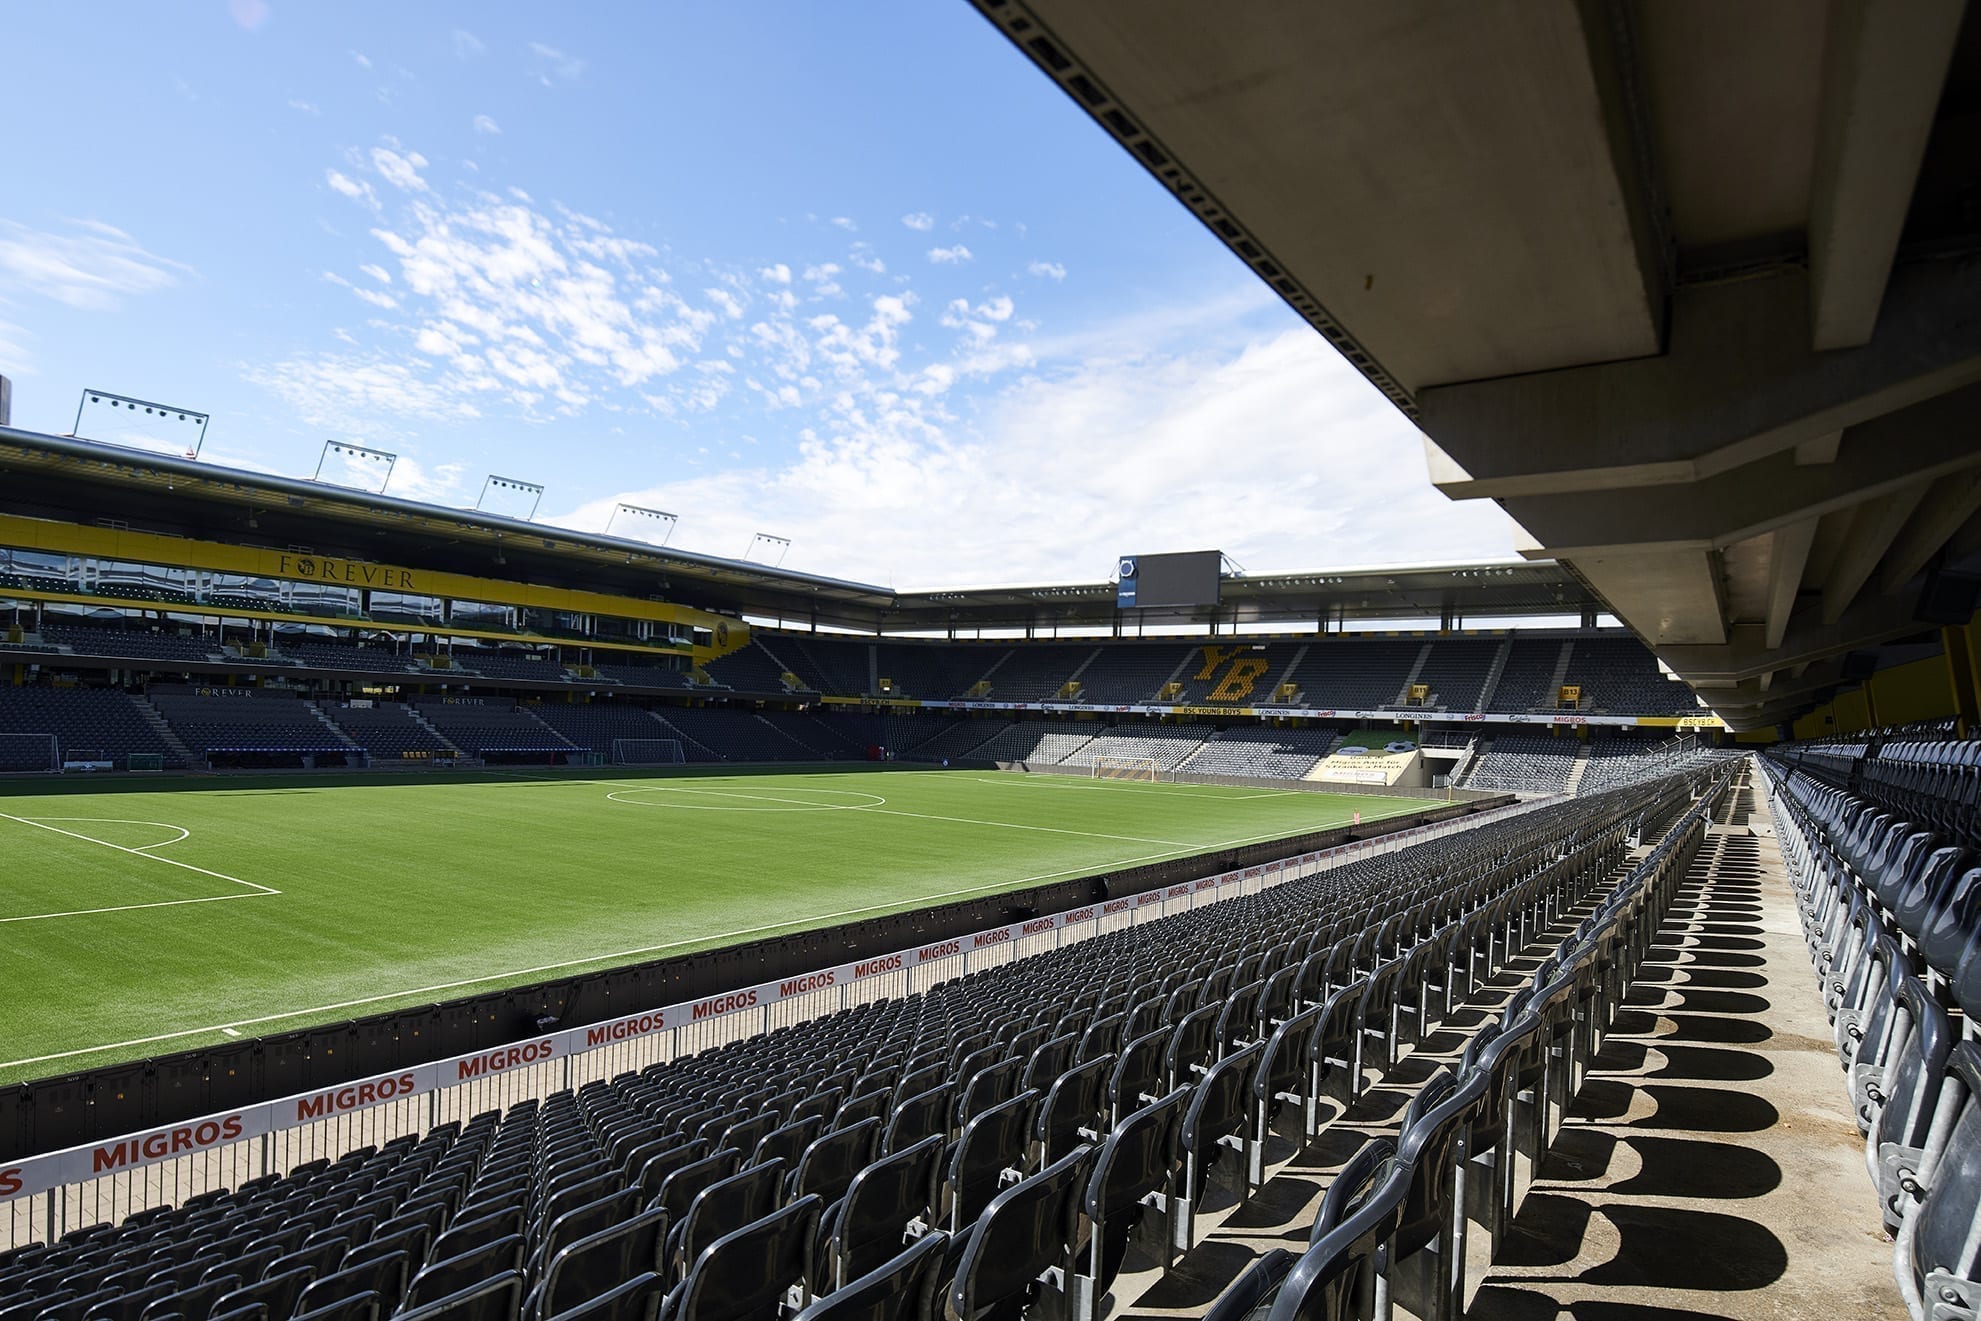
[0,791,1512,1161]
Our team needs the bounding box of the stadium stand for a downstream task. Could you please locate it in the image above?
[1179,725,1341,779]
[1563,637,1697,714]
[753,708,864,760]
[977,646,1094,702]
[649,706,821,762]
[148,692,355,760]
[39,622,219,665]
[1762,735,1981,1314]
[700,640,807,694]
[321,700,457,760]
[271,639,419,674]
[586,657,700,690]
[902,718,1012,763]
[1405,638,1499,712]
[1485,636,1568,712]
[1274,639,1420,709]
[1077,645,1193,704]
[1460,734,1579,794]
[416,701,580,758]
[777,638,869,699]
[1056,724,1208,772]
[871,643,997,701]
[0,768,1725,1321]
[447,649,571,682]
[1169,643,1296,706]
[527,703,675,759]
[967,718,1100,764]
[0,684,184,770]
[1575,735,1724,795]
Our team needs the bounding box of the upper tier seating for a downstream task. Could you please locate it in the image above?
[1488,638,1567,711]
[1276,640,1420,709]
[1180,726,1341,779]
[586,657,700,690]
[0,685,184,769]
[1077,646,1194,704]
[871,645,998,700]
[0,774,1716,1321]
[416,702,578,756]
[777,638,870,698]
[40,623,220,664]
[702,641,806,694]
[1462,735,1578,794]
[322,701,455,759]
[1564,638,1697,714]
[425,649,569,682]
[274,640,420,674]
[1407,639,1499,712]
[979,647,1095,702]
[1170,644,1299,707]
[903,719,1013,762]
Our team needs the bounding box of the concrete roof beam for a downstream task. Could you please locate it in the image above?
[1422,261,1981,499]
[1808,0,1967,350]
[1820,481,1930,623]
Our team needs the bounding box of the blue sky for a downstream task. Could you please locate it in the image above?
[0,1,1518,587]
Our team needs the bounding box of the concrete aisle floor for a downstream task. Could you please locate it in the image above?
[1469,774,1903,1320]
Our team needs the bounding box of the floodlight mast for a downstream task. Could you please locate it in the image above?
[311,440,399,494]
[476,474,546,520]
[744,532,792,567]
[73,389,211,458]
[606,503,678,545]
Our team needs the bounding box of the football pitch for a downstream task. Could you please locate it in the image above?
[0,768,1432,1084]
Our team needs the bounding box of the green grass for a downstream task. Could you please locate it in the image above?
[0,768,1430,1083]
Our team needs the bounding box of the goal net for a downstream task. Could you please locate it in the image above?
[0,733,58,773]
[1093,756,1160,782]
[613,737,687,766]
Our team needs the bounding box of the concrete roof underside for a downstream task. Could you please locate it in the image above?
[974,0,1981,731]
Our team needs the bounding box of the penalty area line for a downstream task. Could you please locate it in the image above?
[0,811,280,896]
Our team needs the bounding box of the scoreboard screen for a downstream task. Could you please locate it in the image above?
[1116,549,1222,609]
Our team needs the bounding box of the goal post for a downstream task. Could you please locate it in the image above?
[0,733,59,773]
[1093,756,1160,782]
[612,737,686,766]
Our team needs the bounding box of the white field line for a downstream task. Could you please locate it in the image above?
[0,811,1388,1074]
[605,784,888,812]
[0,811,280,897]
[590,777,1195,847]
[965,775,1299,802]
[0,893,272,926]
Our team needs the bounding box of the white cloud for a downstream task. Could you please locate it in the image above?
[0,317,35,374]
[0,219,192,311]
[350,51,372,69]
[325,169,380,213]
[452,29,486,59]
[802,263,843,298]
[1027,260,1067,281]
[848,246,885,275]
[473,114,501,135]
[706,288,744,319]
[927,245,972,264]
[829,217,856,231]
[530,42,586,84]
[900,212,934,232]
[288,98,321,116]
[547,308,1517,587]
[371,147,430,192]
[352,286,400,309]
[245,353,484,426]
[358,263,393,284]
[759,263,791,284]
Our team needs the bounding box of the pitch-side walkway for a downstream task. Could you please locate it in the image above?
[1116,768,1904,1319]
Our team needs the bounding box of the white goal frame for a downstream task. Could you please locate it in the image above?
[612,737,687,766]
[1092,756,1160,782]
[0,733,59,773]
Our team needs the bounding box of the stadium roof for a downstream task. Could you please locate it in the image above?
[972,0,1981,730]
[0,425,1601,635]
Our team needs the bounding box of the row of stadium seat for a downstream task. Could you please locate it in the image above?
[1760,741,1981,1319]
[13,613,1700,714]
[0,771,1718,1321]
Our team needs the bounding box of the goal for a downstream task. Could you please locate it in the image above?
[0,733,58,774]
[1093,756,1160,782]
[613,737,687,766]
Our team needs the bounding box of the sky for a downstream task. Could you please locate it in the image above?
[0,1,1520,590]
